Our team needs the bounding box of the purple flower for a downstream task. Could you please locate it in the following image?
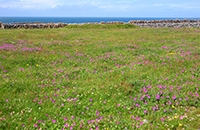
[135,103,140,107]
[147,86,151,89]
[143,87,147,93]
[140,95,145,101]
[146,94,150,99]
[96,110,100,116]
[152,106,158,111]
[135,117,140,121]
[64,123,69,127]
[71,116,74,119]
[52,120,56,123]
[156,94,160,100]
[172,95,176,100]
[34,124,38,128]
[99,116,103,120]
[158,85,162,89]
[144,110,147,114]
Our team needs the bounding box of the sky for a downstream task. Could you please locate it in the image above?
[0,0,200,17]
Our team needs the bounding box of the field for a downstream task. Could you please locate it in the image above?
[0,25,200,130]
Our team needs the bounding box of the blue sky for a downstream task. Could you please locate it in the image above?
[0,0,200,17]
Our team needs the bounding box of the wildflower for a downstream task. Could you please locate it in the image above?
[143,87,147,93]
[156,94,160,100]
[144,110,147,114]
[143,119,148,123]
[172,95,176,100]
[146,94,150,99]
[160,117,164,122]
[179,124,183,127]
[64,123,69,127]
[96,110,100,116]
[172,105,175,109]
[34,124,38,128]
[135,117,140,121]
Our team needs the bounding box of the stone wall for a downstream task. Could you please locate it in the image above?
[0,22,68,29]
[128,19,200,28]
[0,20,200,29]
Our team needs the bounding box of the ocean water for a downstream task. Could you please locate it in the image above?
[0,17,199,24]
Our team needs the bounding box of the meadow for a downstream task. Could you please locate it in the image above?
[0,24,200,130]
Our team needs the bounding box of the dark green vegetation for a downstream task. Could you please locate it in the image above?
[0,25,200,129]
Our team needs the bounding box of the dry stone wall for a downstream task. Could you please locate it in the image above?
[128,19,200,28]
[0,20,200,29]
[0,22,68,29]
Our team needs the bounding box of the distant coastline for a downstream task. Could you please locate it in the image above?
[0,17,200,24]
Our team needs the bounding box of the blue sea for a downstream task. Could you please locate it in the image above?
[0,17,199,24]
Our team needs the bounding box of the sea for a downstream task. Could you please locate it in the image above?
[0,17,199,24]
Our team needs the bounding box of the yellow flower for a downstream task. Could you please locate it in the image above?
[166,52,176,55]
[179,124,183,127]
[174,116,178,119]
[26,64,29,66]
[36,64,39,67]
[172,105,175,109]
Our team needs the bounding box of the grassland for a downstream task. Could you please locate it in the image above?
[0,25,200,130]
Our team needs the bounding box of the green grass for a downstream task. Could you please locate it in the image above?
[0,25,200,130]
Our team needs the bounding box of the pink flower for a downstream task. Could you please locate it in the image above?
[96,110,100,116]
[34,124,38,128]
[144,110,147,114]
[172,95,176,100]
[143,87,147,93]
[52,120,56,123]
[156,94,160,100]
[135,117,140,121]
[65,123,69,127]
